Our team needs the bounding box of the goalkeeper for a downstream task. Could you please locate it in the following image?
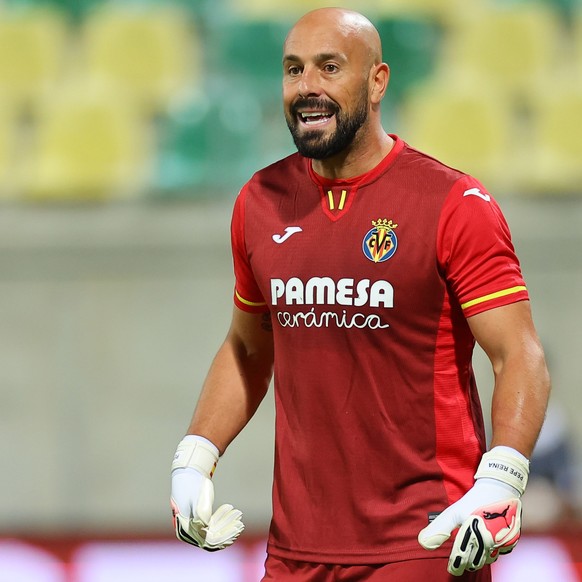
[170,7,550,581]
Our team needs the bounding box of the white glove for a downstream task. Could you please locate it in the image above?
[170,435,244,551]
[418,446,529,576]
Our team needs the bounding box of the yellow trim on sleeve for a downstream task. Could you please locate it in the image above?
[461,286,527,310]
[235,290,267,307]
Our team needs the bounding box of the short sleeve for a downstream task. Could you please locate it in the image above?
[231,185,269,313]
[437,176,529,318]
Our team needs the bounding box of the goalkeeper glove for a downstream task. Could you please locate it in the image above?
[418,446,529,576]
[170,435,244,551]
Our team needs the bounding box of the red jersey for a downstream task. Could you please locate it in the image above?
[231,136,528,564]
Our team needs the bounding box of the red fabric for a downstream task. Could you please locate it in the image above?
[436,175,528,317]
[229,136,528,564]
[263,555,492,581]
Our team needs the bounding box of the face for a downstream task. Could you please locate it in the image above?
[282,16,373,160]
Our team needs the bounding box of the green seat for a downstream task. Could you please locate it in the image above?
[6,0,105,23]
[209,19,289,103]
[154,90,263,197]
[375,17,442,105]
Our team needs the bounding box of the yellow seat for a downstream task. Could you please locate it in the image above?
[0,106,18,198]
[401,79,516,191]
[573,8,582,81]
[524,84,582,194]
[230,0,376,20]
[230,0,474,25]
[23,83,151,200]
[374,0,482,26]
[79,5,199,114]
[442,4,562,101]
[0,7,68,115]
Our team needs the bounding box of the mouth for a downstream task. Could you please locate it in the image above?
[297,110,335,127]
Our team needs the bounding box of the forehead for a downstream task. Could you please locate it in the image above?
[283,17,364,62]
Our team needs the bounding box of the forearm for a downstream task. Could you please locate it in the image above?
[468,301,551,459]
[187,309,274,454]
[489,339,550,457]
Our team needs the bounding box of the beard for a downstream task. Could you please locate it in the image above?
[285,87,369,160]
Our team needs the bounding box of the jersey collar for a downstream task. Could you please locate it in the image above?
[307,134,404,189]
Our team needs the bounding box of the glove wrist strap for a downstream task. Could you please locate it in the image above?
[474,446,529,496]
[172,435,219,478]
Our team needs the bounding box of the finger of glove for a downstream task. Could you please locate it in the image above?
[174,514,206,548]
[485,548,501,566]
[208,515,244,540]
[173,508,242,552]
[204,524,244,550]
[207,505,245,545]
[194,477,215,525]
[418,504,464,550]
[209,504,243,529]
[448,517,493,576]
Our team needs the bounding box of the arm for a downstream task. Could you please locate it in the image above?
[419,300,551,574]
[467,300,550,457]
[187,306,274,454]
[170,306,273,550]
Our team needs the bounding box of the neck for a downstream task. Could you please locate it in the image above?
[311,128,394,180]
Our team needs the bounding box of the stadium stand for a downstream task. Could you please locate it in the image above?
[401,78,516,192]
[574,5,582,71]
[153,89,264,196]
[0,106,17,198]
[78,4,199,116]
[523,83,582,194]
[207,17,289,103]
[440,2,563,103]
[0,0,579,199]
[5,0,104,22]
[22,82,151,200]
[375,16,442,106]
[374,0,483,26]
[0,6,69,115]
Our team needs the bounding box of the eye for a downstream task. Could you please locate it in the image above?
[323,63,339,73]
[286,65,302,76]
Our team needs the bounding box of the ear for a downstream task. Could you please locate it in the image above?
[370,62,390,105]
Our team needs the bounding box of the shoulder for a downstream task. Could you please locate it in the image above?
[246,152,306,192]
[398,141,468,187]
[398,140,503,214]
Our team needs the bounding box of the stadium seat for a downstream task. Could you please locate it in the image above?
[441,3,562,101]
[209,18,289,104]
[574,7,582,76]
[227,0,296,19]
[0,7,68,115]
[153,88,266,196]
[375,16,442,105]
[400,79,516,192]
[5,0,105,23]
[0,106,18,198]
[523,84,582,194]
[78,5,199,115]
[22,82,151,200]
[229,0,379,20]
[374,0,479,26]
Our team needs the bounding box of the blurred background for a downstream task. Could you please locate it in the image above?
[0,0,581,579]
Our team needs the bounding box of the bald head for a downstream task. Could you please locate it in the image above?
[285,8,382,69]
[281,8,390,168]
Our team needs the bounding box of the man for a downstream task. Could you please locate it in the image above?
[170,8,550,581]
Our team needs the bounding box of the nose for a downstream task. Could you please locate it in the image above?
[297,65,322,98]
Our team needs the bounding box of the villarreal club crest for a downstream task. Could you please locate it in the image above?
[362,219,398,263]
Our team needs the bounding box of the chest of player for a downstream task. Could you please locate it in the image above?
[244,179,447,322]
